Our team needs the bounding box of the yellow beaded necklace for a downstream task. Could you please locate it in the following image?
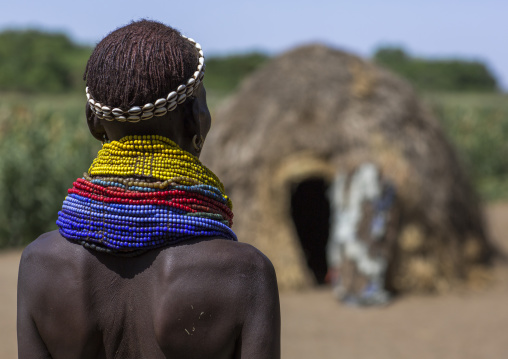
[89,135,231,208]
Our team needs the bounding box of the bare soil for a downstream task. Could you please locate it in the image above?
[2,203,508,358]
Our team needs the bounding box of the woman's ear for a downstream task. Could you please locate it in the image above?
[86,102,107,142]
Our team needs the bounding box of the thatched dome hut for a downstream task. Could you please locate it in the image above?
[201,44,493,293]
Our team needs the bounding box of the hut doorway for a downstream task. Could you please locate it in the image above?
[290,177,330,284]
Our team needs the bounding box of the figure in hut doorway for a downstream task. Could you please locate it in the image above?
[327,163,397,306]
[17,20,280,359]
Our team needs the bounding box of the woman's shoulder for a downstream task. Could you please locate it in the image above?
[190,238,274,274]
[20,230,80,266]
[156,238,277,295]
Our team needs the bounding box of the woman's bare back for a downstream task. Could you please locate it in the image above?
[17,231,280,359]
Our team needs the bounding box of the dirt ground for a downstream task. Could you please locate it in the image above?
[1,203,508,358]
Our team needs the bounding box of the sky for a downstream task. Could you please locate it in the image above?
[1,0,507,89]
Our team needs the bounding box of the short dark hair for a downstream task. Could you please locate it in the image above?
[84,20,198,109]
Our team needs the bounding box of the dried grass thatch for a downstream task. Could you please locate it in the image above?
[201,44,494,292]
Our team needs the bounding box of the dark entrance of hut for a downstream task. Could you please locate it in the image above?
[290,177,330,285]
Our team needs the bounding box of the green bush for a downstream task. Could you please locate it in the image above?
[0,94,99,248]
[425,92,508,200]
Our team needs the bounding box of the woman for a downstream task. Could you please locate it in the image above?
[17,20,280,359]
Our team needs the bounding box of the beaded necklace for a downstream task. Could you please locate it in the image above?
[57,135,236,255]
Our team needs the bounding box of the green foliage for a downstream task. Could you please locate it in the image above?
[0,30,92,93]
[374,47,498,92]
[204,53,269,105]
[425,92,508,200]
[0,93,99,248]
